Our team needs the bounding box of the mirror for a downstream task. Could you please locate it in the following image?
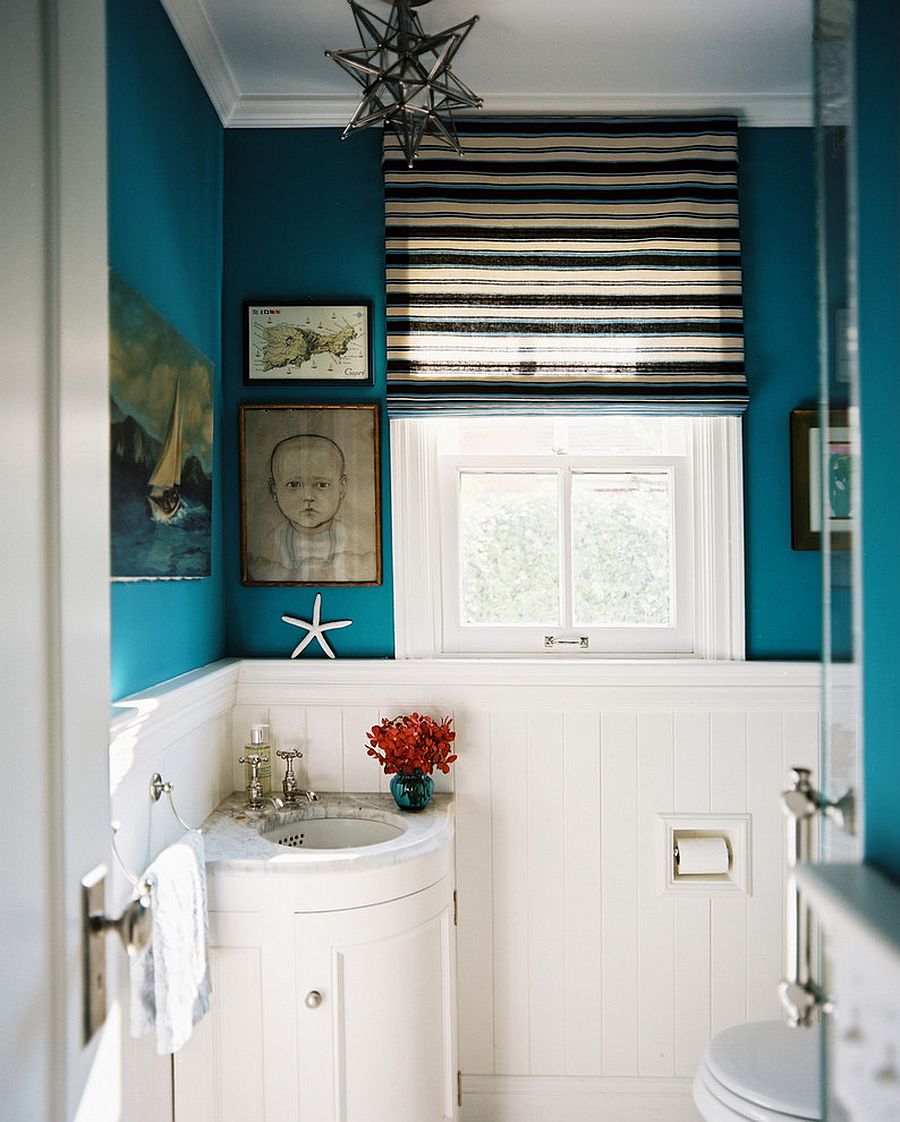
[814,0,861,862]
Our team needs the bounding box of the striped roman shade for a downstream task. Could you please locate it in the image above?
[384,117,747,415]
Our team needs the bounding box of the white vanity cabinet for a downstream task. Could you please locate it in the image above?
[174,796,457,1122]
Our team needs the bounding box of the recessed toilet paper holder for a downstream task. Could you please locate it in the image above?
[658,814,750,895]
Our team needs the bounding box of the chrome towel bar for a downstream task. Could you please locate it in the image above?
[778,767,854,1027]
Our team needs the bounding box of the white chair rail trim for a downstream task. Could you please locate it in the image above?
[109,659,240,786]
[235,657,820,710]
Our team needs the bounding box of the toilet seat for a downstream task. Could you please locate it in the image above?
[693,1020,822,1121]
[694,1063,816,1121]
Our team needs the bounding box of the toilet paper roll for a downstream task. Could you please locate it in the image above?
[674,836,730,875]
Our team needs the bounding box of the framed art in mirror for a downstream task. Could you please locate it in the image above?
[790,408,853,551]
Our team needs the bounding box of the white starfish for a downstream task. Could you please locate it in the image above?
[282,594,352,660]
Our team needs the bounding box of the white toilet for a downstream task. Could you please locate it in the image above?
[693,1020,822,1121]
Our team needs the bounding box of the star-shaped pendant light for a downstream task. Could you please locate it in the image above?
[282,594,352,659]
[326,0,482,167]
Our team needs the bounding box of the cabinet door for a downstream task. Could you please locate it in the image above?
[175,911,299,1122]
[295,877,457,1122]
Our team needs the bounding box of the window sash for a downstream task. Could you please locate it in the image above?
[439,455,693,654]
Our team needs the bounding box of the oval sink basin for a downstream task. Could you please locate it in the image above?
[261,816,404,850]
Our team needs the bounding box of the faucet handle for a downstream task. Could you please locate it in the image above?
[277,748,302,804]
[239,753,268,794]
[239,752,268,768]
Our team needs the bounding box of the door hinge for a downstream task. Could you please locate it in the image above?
[452,889,458,926]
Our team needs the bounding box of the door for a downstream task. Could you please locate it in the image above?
[1,2,120,1120]
[296,881,458,1122]
[174,910,301,1122]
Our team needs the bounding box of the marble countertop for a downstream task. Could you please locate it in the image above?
[199,791,454,876]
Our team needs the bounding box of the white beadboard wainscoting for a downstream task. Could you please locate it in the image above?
[233,659,820,1122]
[109,660,240,1122]
[110,658,820,1122]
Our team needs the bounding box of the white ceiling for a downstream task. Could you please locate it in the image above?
[161,0,813,127]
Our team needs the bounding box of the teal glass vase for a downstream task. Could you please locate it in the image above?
[390,769,434,811]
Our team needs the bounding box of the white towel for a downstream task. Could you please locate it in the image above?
[129,830,212,1054]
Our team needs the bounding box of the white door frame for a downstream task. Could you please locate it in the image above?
[1,2,112,1120]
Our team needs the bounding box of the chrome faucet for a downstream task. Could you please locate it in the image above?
[276,748,318,806]
[239,752,285,811]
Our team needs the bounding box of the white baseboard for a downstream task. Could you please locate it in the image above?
[461,1075,702,1122]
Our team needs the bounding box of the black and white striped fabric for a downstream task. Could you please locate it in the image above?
[384,118,746,415]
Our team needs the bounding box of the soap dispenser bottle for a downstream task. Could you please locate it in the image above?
[245,723,271,794]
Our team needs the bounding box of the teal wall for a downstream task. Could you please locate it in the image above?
[857,0,900,879]
[106,4,821,684]
[221,126,820,660]
[222,130,394,659]
[739,129,820,658]
[107,0,225,699]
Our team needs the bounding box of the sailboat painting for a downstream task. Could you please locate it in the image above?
[109,272,214,579]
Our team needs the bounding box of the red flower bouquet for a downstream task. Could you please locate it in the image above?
[366,712,457,777]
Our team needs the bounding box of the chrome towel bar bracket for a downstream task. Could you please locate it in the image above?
[110,774,201,888]
[779,767,854,1028]
[149,772,200,832]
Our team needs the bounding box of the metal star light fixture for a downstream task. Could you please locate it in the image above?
[326,0,482,166]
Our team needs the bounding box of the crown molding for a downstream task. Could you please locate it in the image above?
[229,93,812,132]
[227,90,812,129]
[227,94,360,128]
[159,0,241,124]
[482,92,813,127]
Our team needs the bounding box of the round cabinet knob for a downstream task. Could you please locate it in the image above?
[305,990,323,1009]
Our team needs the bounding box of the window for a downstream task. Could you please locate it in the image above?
[391,416,744,659]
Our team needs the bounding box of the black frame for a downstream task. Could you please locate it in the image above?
[790,408,852,551]
[243,300,373,386]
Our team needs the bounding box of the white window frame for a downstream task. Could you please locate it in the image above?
[391,416,745,660]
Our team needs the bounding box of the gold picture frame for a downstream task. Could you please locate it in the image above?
[240,404,381,586]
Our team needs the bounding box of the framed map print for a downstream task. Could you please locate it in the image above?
[245,301,371,385]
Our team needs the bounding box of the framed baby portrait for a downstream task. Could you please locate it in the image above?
[240,404,382,586]
[244,302,372,385]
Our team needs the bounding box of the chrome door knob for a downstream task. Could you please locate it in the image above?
[305,990,323,1009]
[90,891,153,955]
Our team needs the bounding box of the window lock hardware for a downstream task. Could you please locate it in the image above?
[544,635,589,649]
